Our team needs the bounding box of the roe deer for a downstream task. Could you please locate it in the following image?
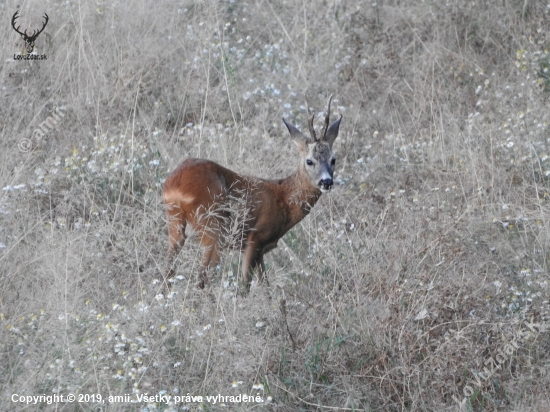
[163,95,342,291]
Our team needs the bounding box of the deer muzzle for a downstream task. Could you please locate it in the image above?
[319,177,333,191]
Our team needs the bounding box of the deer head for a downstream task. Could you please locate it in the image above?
[12,11,49,53]
[283,94,342,192]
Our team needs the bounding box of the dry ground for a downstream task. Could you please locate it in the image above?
[1,0,550,411]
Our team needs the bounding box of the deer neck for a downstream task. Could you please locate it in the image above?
[281,167,322,228]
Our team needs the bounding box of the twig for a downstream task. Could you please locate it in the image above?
[272,381,367,411]
[279,299,297,350]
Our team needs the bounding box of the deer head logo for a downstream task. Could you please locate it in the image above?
[11,11,49,54]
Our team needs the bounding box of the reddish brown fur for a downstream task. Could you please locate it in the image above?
[163,159,322,287]
[163,97,341,291]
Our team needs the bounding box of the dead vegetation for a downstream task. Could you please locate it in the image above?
[1,0,550,411]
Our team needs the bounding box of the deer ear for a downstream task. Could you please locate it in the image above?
[324,115,342,148]
[283,118,311,152]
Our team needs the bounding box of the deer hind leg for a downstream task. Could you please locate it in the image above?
[165,211,187,287]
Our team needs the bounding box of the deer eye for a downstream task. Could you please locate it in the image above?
[331,158,336,166]
[306,159,314,166]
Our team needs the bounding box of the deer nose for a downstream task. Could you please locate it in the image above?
[319,178,333,189]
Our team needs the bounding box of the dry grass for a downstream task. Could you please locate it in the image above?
[1,0,550,411]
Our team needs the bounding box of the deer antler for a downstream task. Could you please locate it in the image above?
[304,96,317,142]
[27,13,49,42]
[322,94,334,139]
[11,11,48,43]
[11,11,26,38]
[36,14,48,38]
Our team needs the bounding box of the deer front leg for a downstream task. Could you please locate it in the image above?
[198,236,220,289]
[241,240,264,292]
[255,255,269,286]
[257,242,278,286]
